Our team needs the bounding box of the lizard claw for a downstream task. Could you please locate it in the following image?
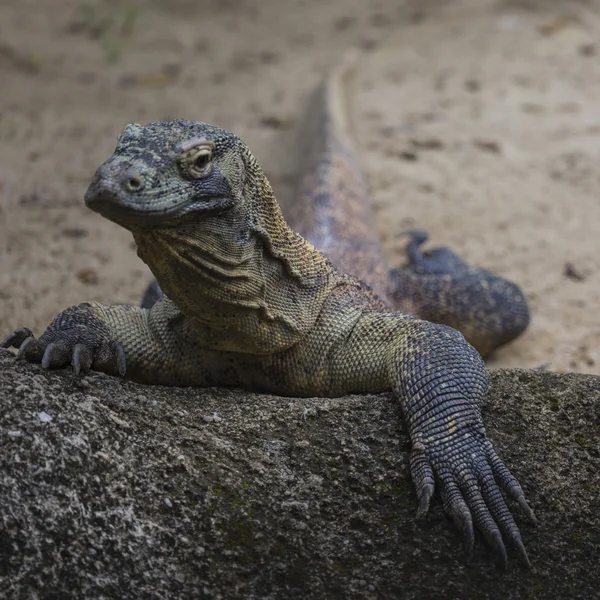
[42,342,70,369]
[72,343,93,376]
[2,307,127,377]
[409,442,435,519]
[16,336,41,361]
[485,439,537,525]
[2,327,34,350]
[409,430,534,569]
[112,341,127,377]
[489,529,509,570]
[416,483,434,520]
[517,496,537,526]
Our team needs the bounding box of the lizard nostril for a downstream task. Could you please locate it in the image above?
[123,170,145,193]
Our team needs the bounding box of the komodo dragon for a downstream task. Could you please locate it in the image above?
[2,60,534,567]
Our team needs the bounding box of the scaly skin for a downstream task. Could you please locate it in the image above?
[3,68,535,567]
[286,59,529,357]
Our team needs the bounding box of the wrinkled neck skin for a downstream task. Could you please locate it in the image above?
[132,172,341,354]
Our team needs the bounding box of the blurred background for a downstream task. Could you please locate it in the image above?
[0,0,598,373]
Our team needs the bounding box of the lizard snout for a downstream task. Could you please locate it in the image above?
[84,162,152,226]
[85,163,147,205]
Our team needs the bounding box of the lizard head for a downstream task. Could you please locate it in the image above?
[84,119,251,229]
[84,118,333,328]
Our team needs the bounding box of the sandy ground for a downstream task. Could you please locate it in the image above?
[0,0,598,374]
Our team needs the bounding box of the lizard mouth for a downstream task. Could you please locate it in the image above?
[84,180,228,229]
[84,185,176,227]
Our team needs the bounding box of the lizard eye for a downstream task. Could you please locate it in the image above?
[193,151,210,171]
[179,146,213,179]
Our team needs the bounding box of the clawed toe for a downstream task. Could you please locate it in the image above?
[489,529,508,569]
[1,328,34,349]
[16,336,38,359]
[514,537,531,569]
[42,342,70,369]
[416,483,434,519]
[2,324,126,378]
[72,343,93,376]
[516,496,537,525]
[112,341,127,376]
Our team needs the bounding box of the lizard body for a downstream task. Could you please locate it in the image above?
[3,61,534,566]
[286,59,529,357]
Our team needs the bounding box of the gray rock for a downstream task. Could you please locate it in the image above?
[0,348,598,599]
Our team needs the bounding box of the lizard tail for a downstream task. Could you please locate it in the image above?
[321,50,361,150]
[284,52,393,304]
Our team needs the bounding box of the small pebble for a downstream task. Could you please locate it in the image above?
[165,497,173,508]
[212,413,222,422]
[38,411,53,423]
[203,415,214,423]
[7,430,22,438]
[76,268,99,285]
[368,585,375,592]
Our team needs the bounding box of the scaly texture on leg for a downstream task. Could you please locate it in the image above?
[1,298,233,386]
[325,304,534,565]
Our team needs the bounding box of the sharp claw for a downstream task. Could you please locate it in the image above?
[463,517,474,557]
[517,496,537,525]
[2,328,33,349]
[416,483,434,519]
[515,538,532,569]
[72,343,92,376]
[42,343,58,369]
[1,332,17,348]
[72,348,81,376]
[113,342,126,377]
[490,529,508,569]
[16,336,36,360]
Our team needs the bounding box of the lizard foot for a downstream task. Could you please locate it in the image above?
[390,230,530,356]
[141,279,163,310]
[2,306,126,377]
[410,430,536,568]
[399,229,470,275]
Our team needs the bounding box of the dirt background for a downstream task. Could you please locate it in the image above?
[0,0,598,374]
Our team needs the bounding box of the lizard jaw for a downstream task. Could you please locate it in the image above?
[84,173,229,229]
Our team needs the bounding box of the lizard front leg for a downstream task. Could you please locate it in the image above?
[331,310,535,566]
[2,296,209,385]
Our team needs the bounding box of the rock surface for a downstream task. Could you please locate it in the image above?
[0,348,598,599]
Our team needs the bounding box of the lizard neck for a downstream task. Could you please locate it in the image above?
[132,173,342,354]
